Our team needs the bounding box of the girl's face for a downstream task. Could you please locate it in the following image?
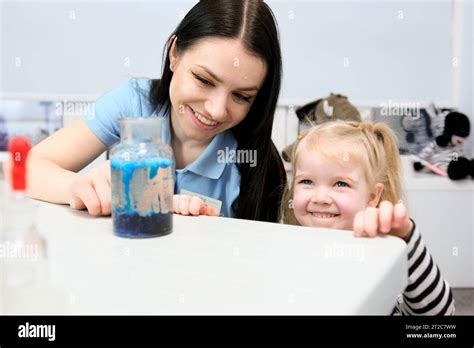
[168,37,267,143]
[292,147,383,230]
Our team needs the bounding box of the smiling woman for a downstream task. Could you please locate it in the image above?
[151,0,285,221]
[165,37,267,160]
[23,0,286,222]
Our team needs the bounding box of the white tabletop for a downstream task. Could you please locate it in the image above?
[1,199,408,315]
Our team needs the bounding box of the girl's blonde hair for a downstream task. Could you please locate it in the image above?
[281,120,406,225]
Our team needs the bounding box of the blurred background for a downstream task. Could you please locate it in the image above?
[0,0,472,154]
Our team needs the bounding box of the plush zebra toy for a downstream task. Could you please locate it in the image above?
[413,111,473,180]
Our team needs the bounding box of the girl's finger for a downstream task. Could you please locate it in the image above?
[353,210,365,237]
[189,196,205,215]
[378,201,393,233]
[393,202,408,229]
[363,207,379,237]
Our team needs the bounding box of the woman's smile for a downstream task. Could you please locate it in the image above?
[187,105,222,130]
[168,37,267,144]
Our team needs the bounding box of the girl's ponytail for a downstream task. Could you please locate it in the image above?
[371,123,405,206]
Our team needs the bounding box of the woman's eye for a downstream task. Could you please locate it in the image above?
[335,181,349,188]
[233,93,252,103]
[192,73,213,87]
[299,179,313,185]
[192,72,251,103]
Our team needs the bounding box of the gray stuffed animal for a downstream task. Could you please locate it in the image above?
[282,93,361,162]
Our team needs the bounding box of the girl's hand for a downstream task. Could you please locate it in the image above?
[68,160,111,216]
[173,194,218,216]
[353,201,413,241]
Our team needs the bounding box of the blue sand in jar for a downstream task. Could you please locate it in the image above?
[112,210,172,238]
[111,157,173,238]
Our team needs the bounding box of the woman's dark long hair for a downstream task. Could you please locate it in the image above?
[149,0,286,222]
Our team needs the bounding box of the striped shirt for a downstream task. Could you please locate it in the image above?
[392,220,455,315]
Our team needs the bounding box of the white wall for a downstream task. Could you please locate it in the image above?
[452,0,473,157]
[273,0,453,104]
[1,0,454,105]
[1,0,195,100]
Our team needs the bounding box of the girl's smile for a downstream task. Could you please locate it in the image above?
[309,211,340,219]
[293,147,382,230]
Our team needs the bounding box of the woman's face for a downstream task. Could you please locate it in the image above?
[168,37,267,143]
[292,147,383,231]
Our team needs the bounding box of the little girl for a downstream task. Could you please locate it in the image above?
[279,120,455,315]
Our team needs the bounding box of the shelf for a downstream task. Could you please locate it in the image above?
[400,155,474,192]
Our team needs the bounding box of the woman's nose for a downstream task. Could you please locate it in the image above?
[205,91,228,121]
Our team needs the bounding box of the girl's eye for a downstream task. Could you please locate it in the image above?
[335,181,349,188]
[233,93,252,104]
[299,179,313,185]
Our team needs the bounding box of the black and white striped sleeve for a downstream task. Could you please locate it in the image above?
[392,219,455,315]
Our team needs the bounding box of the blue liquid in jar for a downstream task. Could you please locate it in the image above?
[111,158,173,238]
[113,211,172,238]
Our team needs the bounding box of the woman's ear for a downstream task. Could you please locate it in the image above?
[367,183,384,207]
[168,35,178,72]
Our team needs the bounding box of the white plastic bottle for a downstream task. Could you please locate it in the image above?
[1,136,47,313]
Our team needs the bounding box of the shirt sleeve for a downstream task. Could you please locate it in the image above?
[83,80,137,148]
[392,219,455,315]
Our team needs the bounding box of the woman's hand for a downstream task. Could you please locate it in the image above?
[173,194,218,216]
[68,160,111,216]
[353,201,413,241]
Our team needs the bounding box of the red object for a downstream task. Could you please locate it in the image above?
[7,136,31,191]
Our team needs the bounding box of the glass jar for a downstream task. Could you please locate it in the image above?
[109,117,174,238]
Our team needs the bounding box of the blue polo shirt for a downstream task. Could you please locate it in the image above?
[84,78,241,217]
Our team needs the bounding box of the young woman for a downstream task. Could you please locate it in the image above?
[21,0,286,222]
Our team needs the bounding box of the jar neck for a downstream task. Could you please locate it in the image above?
[120,118,162,144]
